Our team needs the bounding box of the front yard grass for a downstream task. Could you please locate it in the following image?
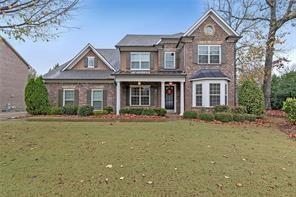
[0,120,295,196]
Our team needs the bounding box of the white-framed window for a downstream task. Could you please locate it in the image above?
[130,86,150,106]
[91,89,103,110]
[192,80,228,107]
[63,89,75,106]
[195,84,202,106]
[198,45,221,64]
[131,52,150,70]
[87,56,95,68]
[164,52,175,69]
[209,83,220,106]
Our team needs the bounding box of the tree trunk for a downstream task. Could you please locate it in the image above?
[263,28,276,110]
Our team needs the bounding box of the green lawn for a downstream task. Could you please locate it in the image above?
[0,120,295,196]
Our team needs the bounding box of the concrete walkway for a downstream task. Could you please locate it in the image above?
[0,112,28,120]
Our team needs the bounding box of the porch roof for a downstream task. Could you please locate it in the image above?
[114,71,186,82]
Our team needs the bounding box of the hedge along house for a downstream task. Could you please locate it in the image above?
[44,9,240,115]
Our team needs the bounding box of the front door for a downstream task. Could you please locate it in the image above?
[165,85,175,111]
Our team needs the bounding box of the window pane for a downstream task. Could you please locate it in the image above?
[93,90,102,101]
[210,96,220,106]
[196,84,202,95]
[210,84,220,94]
[131,87,140,96]
[131,62,140,69]
[210,55,220,63]
[131,54,140,61]
[93,101,102,110]
[65,90,74,100]
[88,57,95,67]
[141,87,150,96]
[165,52,175,69]
[196,96,202,106]
[210,46,220,54]
[198,46,208,54]
[141,61,150,69]
[131,96,139,105]
[141,53,150,61]
[199,55,208,63]
[141,97,150,105]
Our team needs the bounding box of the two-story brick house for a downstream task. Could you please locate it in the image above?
[44,9,240,115]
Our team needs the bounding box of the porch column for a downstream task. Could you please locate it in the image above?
[161,81,165,109]
[116,81,121,115]
[180,81,184,115]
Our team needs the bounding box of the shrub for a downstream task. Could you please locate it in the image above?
[25,77,49,115]
[214,112,233,122]
[232,114,245,122]
[244,114,257,122]
[183,111,197,119]
[213,105,229,113]
[283,98,296,124]
[142,108,156,116]
[94,110,109,116]
[153,108,167,116]
[103,106,113,114]
[231,106,247,114]
[62,104,78,115]
[78,105,94,116]
[199,113,215,121]
[238,79,265,115]
[48,106,62,115]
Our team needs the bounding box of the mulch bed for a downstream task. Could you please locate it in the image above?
[265,110,286,118]
[192,118,272,127]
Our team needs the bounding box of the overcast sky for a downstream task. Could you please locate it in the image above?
[1,0,296,74]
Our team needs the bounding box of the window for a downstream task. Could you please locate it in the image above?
[63,89,75,106]
[130,86,150,106]
[195,84,202,106]
[204,25,214,35]
[87,56,95,68]
[164,52,175,69]
[92,89,103,110]
[131,52,150,70]
[198,45,221,64]
[225,84,228,105]
[209,83,220,106]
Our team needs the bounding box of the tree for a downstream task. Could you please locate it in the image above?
[25,76,49,115]
[0,0,79,41]
[207,0,296,109]
[238,79,265,115]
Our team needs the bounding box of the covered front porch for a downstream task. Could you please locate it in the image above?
[115,74,185,115]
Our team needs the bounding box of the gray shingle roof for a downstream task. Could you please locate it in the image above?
[43,48,119,80]
[116,33,183,47]
[189,69,230,80]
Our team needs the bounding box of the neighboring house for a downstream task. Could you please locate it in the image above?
[44,9,240,115]
[0,36,32,112]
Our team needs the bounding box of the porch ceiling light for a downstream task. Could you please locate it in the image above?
[169,82,173,86]
[138,81,141,85]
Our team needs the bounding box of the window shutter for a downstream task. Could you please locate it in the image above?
[193,45,198,64]
[87,90,91,105]
[103,90,107,108]
[150,87,155,106]
[58,89,63,107]
[74,90,79,106]
[94,57,98,68]
[126,53,130,70]
[176,50,180,69]
[126,86,130,106]
[84,57,88,68]
[150,53,154,70]
[160,51,164,69]
[221,45,226,64]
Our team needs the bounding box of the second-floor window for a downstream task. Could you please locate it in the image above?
[87,56,95,68]
[131,52,150,70]
[164,52,175,69]
[198,45,221,64]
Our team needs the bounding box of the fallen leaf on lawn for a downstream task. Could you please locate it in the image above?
[216,183,223,187]
[80,180,84,183]
[236,183,243,187]
[106,164,112,168]
[142,174,145,177]
[282,167,286,171]
[174,167,178,170]
[119,177,124,180]
[120,165,124,168]
[242,158,246,161]
[210,161,216,164]
[101,141,106,144]
[105,178,109,183]
[223,155,228,158]
[207,145,211,148]
[147,181,153,184]
[224,176,230,179]
[130,147,134,150]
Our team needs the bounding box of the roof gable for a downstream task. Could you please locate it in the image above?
[62,43,116,71]
[184,9,239,37]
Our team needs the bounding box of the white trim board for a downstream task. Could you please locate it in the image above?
[184,9,239,37]
[62,43,116,71]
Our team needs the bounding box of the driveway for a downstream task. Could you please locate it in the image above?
[0,112,28,120]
